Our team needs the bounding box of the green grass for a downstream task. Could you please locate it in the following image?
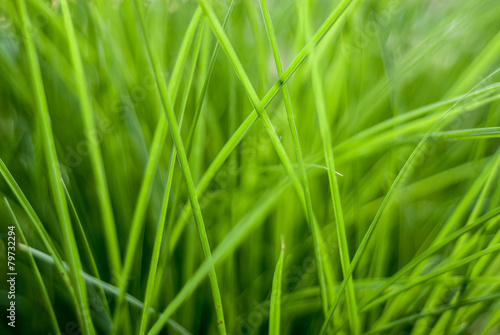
[269,237,284,335]
[1,0,500,334]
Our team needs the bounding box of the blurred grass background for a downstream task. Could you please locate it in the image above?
[1,0,500,334]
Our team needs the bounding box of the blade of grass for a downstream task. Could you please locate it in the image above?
[446,31,500,97]
[428,127,500,140]
[157,2,236,319]
[184,0,236,155]
[163,0,235,257]
[287,275,500,305]
[196,0,304,197]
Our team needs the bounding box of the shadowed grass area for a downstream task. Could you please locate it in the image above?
[1,0,500,334]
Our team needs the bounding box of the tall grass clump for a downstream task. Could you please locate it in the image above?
[1,0,500,334]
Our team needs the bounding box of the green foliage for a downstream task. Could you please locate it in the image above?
[1,0,500,334]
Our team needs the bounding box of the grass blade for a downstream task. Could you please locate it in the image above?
[269,239,285,335]
[16,0,95,332]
